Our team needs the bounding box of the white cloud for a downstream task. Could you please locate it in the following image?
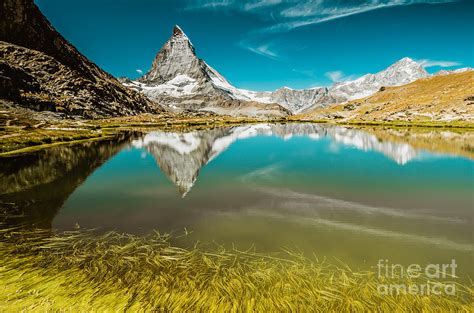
[186,0,456,33]
[185,0,234,10]
[267,0,455,33]
[187,0,282,11]
[136,69,143,75]
[417,59,461,68]
[271,4,393,32]
[325,71,344,82]
[324,70,358,83]
[241,41,280,59]
[244,0,282,11]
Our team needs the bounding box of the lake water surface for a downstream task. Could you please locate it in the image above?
[1,123,473,278]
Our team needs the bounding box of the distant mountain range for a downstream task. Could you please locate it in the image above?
[124,25,470,116]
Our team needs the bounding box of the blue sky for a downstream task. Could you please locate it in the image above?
[36,0,473,91]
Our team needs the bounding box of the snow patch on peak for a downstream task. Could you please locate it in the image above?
[124,74,198,98]
[393,57,416,65]
[168,74,196,86]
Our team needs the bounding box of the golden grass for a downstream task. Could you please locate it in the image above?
[0,228,472,311]
[305,71,474,123]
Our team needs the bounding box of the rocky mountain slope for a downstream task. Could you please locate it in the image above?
[124,26,289,118]
[0,0,165,119]
[304,70,474,123]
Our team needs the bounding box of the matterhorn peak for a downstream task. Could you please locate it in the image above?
[139,25,200,84]
[172,25,192,44]
[173,25,184,36]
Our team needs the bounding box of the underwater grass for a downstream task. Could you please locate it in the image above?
[0,228,472,312]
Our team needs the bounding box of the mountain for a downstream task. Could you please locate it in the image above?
[434,67,473,76]
[326,58,429,103]
[127,34,431,115]
[0,0,165,119]
[304,70,474,123]
[241,57,429,113]
[250,87,334,113]
[124,26,289,118]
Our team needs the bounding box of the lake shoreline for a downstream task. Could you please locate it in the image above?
[1,114,474,156]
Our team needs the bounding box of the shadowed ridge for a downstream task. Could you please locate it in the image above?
[0,0,167,118]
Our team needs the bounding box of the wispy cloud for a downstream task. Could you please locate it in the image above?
[291,68,316,78]
[185,0,234,10]
[186,0,282,11]
[417,59,461,68]
[324,70,356,82]
[325,71,344,82]
[186,0,455,32]
[266,0,459,33]
[240,40,280,60]
[136,69,143,75]
[244,0,282,11]
[186,0,457,68]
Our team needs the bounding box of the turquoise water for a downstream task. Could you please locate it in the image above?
[1,124,473,278]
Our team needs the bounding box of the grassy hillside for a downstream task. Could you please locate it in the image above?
[304,71,474,123]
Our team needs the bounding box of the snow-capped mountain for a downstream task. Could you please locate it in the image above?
[242,57,429,113]
[326,57,429,102]
[123,25,448,116]
[124,26,289,117]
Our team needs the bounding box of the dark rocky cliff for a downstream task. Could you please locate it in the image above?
[0,0,166,118]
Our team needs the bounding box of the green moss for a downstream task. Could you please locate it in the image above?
[0,135,113,157]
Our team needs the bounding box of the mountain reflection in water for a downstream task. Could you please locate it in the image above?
[131,124,422,196]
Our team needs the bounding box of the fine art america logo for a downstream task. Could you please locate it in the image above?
[377,259,458,296]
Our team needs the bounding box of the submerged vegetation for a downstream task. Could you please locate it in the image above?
[0,228,472,311]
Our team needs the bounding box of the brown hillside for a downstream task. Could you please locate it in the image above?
[0,0,166,118]
[305,71,474,123]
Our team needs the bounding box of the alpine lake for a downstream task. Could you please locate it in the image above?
[1,123,473,281]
